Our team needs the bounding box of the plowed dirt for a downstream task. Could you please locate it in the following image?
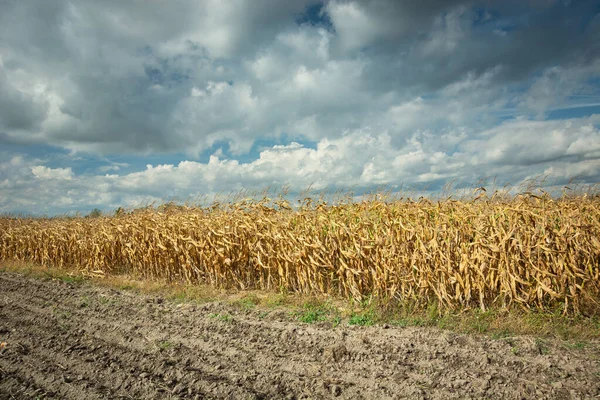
[1,271,599,399]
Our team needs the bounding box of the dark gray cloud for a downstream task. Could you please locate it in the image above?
[0,0,597,154]
[0,66,48,131]
[358,0,599,94]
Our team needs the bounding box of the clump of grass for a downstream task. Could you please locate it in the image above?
[79,296,91,308]
[295,301,330,324]
[297,309,327,324]
[234,294,260,310]
[293,300,342,324]
[157,340,173,350]
[208,313,232,323]
[266,293,288,308]
[348,312,375,326]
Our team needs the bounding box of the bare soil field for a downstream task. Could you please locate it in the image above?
[1,271,599,400]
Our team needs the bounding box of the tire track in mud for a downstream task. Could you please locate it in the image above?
[1,271,599,399]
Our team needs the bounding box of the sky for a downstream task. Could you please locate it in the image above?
[0,0,599,215]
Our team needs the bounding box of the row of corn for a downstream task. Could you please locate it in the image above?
[1,194,599,313]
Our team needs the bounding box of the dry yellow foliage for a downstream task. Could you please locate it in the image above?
[1,193,599,313]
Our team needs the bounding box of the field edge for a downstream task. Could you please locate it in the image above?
[2,260,599,343]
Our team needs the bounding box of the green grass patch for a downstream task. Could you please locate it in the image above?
[297,308,328,324]
[295,300,338,324]
[266,293,288,308]
[234,294,260,310]
[564,341,588,350]
[79,296,91,308]
[157,340,173,350]
[208,313,233,323]
[348,312,375,326]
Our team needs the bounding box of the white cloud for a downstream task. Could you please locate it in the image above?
[463,116,600,167]
[31,166,74,180]
[518,59,600,117]
[2,115,598,214]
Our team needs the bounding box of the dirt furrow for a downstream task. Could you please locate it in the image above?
[1,271,599,399]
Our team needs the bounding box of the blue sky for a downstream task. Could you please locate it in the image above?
[0,0,599,215]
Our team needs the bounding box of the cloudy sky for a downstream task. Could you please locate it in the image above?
[1,0,599,215]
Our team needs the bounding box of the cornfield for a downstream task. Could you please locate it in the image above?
[1,193,599,314]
